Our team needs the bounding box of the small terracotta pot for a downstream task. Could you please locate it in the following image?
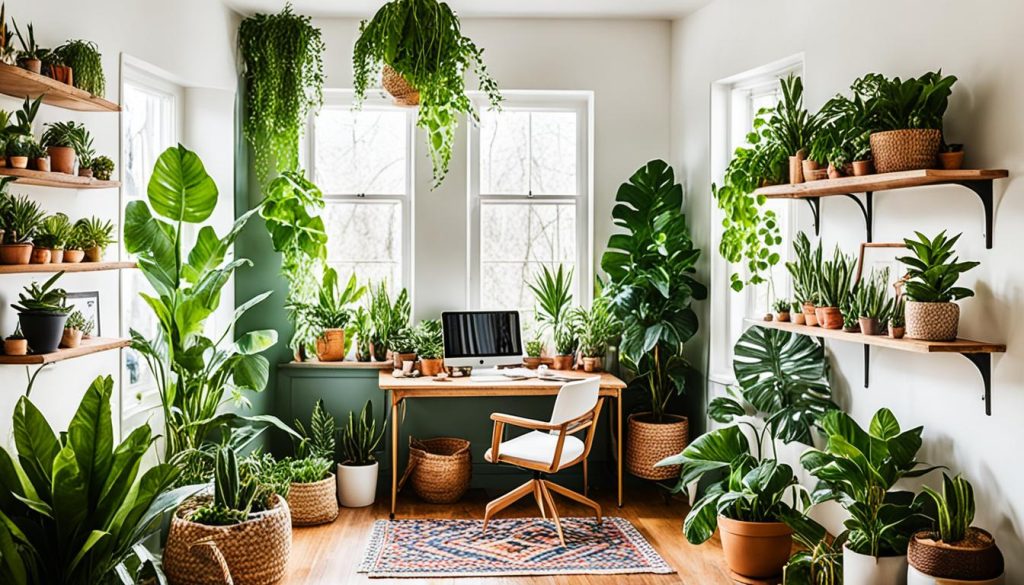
[788,153,804,185]
[801,159,820,179]
[33,157,50,172]
[419,358,443,376]
[3,338,27,356]
[939,151,965,170]
[62,249,85,263]
[0,243,33,265]
[51,249,64,263]
[48,64,73,85]
[776,311,790,323]
[78,167,94,178]
[889,325,906,339]
[852,159,873,176]
[827,163,844,180]
[60,328,83,349]
[718,516,793,580]
[551,354,574,370]
[84,246,104,262]
[9,156,27,169]
[859,316,881,336]
[802,302,819,327]
[523,356,542,369]
[30,248,51,264]
[581,356,602,372]
[23,59,42,75]
[47,146,76,174]
[792,312,806,325]
[818,306,843,330]
[315,329,346,362]
[806,168,829,181]
[395,352,417,369]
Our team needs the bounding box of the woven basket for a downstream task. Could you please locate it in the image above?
[164,495,292,585]
[869,129,941,173]
[908,529,1004,580]
[906,301,959,341]
[287,475,339,526]
[399,437,471,503]
[626,413,688,481]
[382,65,420,106]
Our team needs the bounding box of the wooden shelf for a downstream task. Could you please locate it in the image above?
[0,63,119,112]
[0,337,129,365]
[0,167,120,189]
[282,360,393,369]
[0,261,135,275]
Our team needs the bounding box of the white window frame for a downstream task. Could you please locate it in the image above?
[304,90,416,296]
[709,57,803,385]
[467,91,594,310]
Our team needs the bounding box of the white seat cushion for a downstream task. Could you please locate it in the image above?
[485,431,585,467]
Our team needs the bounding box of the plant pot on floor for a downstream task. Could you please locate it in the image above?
[870,129,942,173]
[802,302,819,327]
[62,249,85,263]
[4,338,27,356]
[19,312,69,354]
[718,516,793,581]
[907,528,1004,584]
[419,357,444,376]
[30,247,51,264]
[816,306,843,330]
[315,329,346,362]
[61,328,83,349]
[844,545,908,585]
[9,156,27,169]
[906,301,959,341]
[47,146,76,175]
[288,475,340,526]
[859,316,882,336]
[337,461,379,507]
[0,243,32,265]
[581,356,602,372]
[626,413,688,481]
[551,354,574,370]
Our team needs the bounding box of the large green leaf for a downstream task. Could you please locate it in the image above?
[147,144,218,223]
[12,397,60,498]
[67,376,115,504]
[123,201,176,294]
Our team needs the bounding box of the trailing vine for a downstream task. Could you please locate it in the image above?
[353,0,501,188]
[52,40,105,97]
[239,4,325,182]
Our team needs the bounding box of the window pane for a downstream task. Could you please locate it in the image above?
[325,201,403,291]
[480,110,529,194]
[314,108,407,195]
[530,112,576,195]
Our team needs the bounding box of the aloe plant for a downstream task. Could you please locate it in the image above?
[34,213,74,249]
[816,246,854,308]
[11,271,70,314]
[1,193,45,244]
[339,400,386,466]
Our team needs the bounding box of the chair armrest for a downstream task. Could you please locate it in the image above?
[489,412,560,431]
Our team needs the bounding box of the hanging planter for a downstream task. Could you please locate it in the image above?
[354,0,502,188]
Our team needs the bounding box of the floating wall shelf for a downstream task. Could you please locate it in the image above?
[0,167,120,189]
[747,319,1005,416]
[754,169,1009,248]
[0,261,135,275]
[0,63,119,112]
[0,337,130,365]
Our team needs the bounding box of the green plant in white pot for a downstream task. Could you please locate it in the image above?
[337,399,386,507]
[897,231,979,341]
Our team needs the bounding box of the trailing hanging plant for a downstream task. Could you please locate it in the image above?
[353,0,502,187]
[239,4,325,181]
[52,39,106,97]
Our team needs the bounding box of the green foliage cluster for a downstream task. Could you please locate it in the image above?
[91,155,115,180]
[816,246,855,308]
[0,189,45,243]
[855,267,894,320]
[529,265,577,355]
[369,283,411,356]
[921,473,975,544]
[295,398,336,461]
[289,456,333,484]
[852,71,957,132]
[294,268,366,358]
[52,39,105,97]
[525,339,544,358]
[11,271,69,314]
[73,216,115,249]
[40,120,88,150]
[12,20,47,62]
[339,400,386,466]
[34,213,73,249]
[64,309,94,335]
[898,230,978,303]
[889,295,906,327]
[570,297,619,359]
[190,447,290,526]
[350,307,373,361]
[412,319,444,360]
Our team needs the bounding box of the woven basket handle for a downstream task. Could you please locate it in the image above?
[190,537,234,584]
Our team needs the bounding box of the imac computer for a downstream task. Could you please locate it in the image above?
[441,311,523,376]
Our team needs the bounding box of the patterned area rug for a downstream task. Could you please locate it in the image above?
[358,516,675,578]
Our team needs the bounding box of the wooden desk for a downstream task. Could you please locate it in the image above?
[378,371,628,519]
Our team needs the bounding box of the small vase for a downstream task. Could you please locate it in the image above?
[818,306,843,330]
[33,157,50,172]
[551,354,574,370]
[62,249,85,263]
[803,302,819,327]
[3,338,27,356]
[792,312,806,325]
[523,356,542,369]
[51,249,64,263]
[60,328,83,349]
[938,150,965,170]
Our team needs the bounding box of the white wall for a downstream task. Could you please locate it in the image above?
[0,0,239,439]
[672,0,1024,578]
[314,17,673,319]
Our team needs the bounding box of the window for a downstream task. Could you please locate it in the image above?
[308,94,413,292]
[469,94,591,323]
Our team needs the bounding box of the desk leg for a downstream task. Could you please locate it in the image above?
[617,390,623,508]
[390,394,399,520]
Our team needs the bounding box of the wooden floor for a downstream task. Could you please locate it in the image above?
[282,483,734,584]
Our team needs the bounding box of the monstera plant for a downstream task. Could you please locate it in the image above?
[124,144,294,465]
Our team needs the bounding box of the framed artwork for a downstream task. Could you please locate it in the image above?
[66,291,101,337]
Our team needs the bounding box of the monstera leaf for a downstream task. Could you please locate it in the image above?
[732,326,836,444]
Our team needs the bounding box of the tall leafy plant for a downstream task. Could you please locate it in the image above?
[295,398,337,461]
[528,264,575,355]
[369,282,410,357]
[602,160,706,422]
[124,144,293,462]
[785,231,822,305]
[239,4,325,180]
[852,71,957,131]
[897,230,978,303]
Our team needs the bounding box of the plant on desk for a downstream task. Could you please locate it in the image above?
[414,319,445,376]
[571,296,619,374]
[898,230,979,342]
[529,264,577,369]
[389,325,417,370]
[337,399,386,508]
[11,271,70,353]
[523,337,544,370]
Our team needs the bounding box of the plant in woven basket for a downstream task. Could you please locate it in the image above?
[816,246,854,308]
[289,456,333,484]
[413,319,444,360]
[853,71,957,132]
[897,230,978,303]
[239,4,325,181]
[353,0,502,187]
[52,39,105,96]
[295,398,336,461]
[339,399,386,466]
[190,447,290,526]
[785,231,822,306]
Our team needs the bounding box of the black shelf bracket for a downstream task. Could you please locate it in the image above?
[840,191,874,243]
[804,198,822,236]
[953,180,995,249]
[962,353,993,416]
[863,345,871,388]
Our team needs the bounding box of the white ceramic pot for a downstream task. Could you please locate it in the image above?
[908,566,1005,585]
[844,545,908,585]
[337,461,378,508]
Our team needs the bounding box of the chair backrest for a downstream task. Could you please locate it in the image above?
[548,377,600,430]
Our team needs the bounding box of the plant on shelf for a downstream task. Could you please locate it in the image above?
[4,136,30,167]
[337,399,386,507]
[772,297,792,321]
[40,120,85,174]
[855,267,893,335]
[528,264,576,367]
[889,295,906,339]
[74,216,115,261]
[353,0,502,187]
[297,267,365,362]
[816,245,854,330]
[28,140,48,170]
[810,92,875,177]
[897,230,978,341]
[124,144,294,466]
[12,20,48,73]
[0,191,44,246]
[785,231,822,325]
[239,4,325,181]
[3,323,26,355]
[350,306,373,361]
[295,398,336,461]
[60,308,92,348]
[91,154,114,180]
[369,282,410,361]
[0,376,196,584]
[389,324,417,369]
[570,296,619,373]
[841,292,860,332]
[413,319,445,375]
[11,271,71,354]
[0,5,14,66]
[72,125,96,176]
[52,39,106,96]
[602,159,706,480]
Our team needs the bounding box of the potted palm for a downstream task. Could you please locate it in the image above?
[816,246,854,330]
[34,213,73,263]
[528,264,576,370]
[337,400,386,508]
[11,272,72,353]
[0,192,45,265]
[60,309,92,349]
[856,267,893,336]
[785,232,822,327]
[571,297,619,373]
[3,325,26,355]
[74,216,116,261]
[413,319,445,376]
[291,399,340,525]
[898,231,979,341]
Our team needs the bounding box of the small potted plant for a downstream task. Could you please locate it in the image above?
[291,399,340,525]
[523,338,543,369]
[528,264,576,370]
[51,39,105,97]
[40,120,83,175]
[856,268,893,336]
[304,268,363,362]
[12,21,48,74]
[785,232,821,327]
[11,272,71,353]
[938,143,964,170]
[791,301,806,325]
[0,192,45,265]
[851,130,874,176]
[413,319,444,376]
[841,296,861,333]
[28,140,48,172]
[60,309,92,349]
[350,306,373,362]
[889,296,906,339]
[35,213,73,263]
[74,128,95,177]
[42,52,72,85]
[551,324,577,370]
[908,473,1004,584]
[91,154,114,180]
[390,326,417,372]
[773,298,792,322]
[815,246,854,330]
[5,138,29,169]
[4,325,26,356]
[571,297,619,373]
[337,400,386,508]
[898,231,979,341]
[74,216,115,262]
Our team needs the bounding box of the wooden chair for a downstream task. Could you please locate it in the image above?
[482,377,604,546]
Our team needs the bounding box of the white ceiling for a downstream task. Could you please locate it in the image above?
[223,0,712,19]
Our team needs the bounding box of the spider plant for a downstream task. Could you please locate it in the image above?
[1,193,45,244]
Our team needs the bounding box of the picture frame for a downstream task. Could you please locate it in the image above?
[66,291,101,337]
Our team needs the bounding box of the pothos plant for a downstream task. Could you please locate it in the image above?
[353,0,502,187]
[239,4,325,181]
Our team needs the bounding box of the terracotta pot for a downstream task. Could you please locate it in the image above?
[4,338,27,356]
[33,157,50,172]
[48,146,76,174]
[523,356,542,369]
[801,159,820,178]
[818,306,843,330]
[419,357,443,376]
[789,152,805,185]
[718,516,793,580]
[30,248,51,264]
[852,159,873,176]
[9,156,27,169]
[870,128,942,173]
[581,356,602,372]
[395,352,417,369]
[792,312,806,325]
[23,59,42,75]
[906,301,959,341]
[84,246,104,262]
[79,167,94,178]
[859,316,882,336]
[806,168,829,181]
[908,528,1003,582]
[763,313,774,322]
[315,329,346,362]
[889,325,906,339]
[939,151,965,170]
[51,249,64,263]
[802,302,819,327]
[0,243,32,265]
[827,163,843,180]
[62,249,85,263]
[49,64,73,85]
[626,413,688,481]
[551,354,574,370]
[776,311,790,323]
[60,328,83,349]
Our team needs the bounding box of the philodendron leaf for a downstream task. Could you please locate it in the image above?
[147,144,218,223]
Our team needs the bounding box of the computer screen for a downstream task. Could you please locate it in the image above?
[441,311,523,367]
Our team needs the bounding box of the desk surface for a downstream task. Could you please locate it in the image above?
[379,370,626,398]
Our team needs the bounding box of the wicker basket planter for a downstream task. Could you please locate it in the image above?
[908,528,1004,583]
[287,475,339,526]
[399,437,471,503]
[870,129,942,173]
[164,495,292,585]
[626,413,688,481]
[382,64,420,106]
[906,301,960,341]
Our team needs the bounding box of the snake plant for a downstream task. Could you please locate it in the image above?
[339,400,386,466]
[816,246,854,308]
[785,231,822,305]
[856,267,894,319]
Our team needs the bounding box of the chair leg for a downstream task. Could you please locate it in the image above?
[539,481,566,547]
[533,481,546,519]
[583,459,589,497]
[544,480,602,523]
[483,479,537,534]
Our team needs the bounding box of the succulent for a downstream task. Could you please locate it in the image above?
[74,216,116,249]
[289,456,333,484]
[91,155,114,180]
[11,272,70,315]
[773,298,792,313]
[816,245,855,308]
[1,193,46,244]
[65,309,94,335]
[412,319,443,360]
[525,339,544,358]
[6,324,24,340]
[35,213,74,249]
